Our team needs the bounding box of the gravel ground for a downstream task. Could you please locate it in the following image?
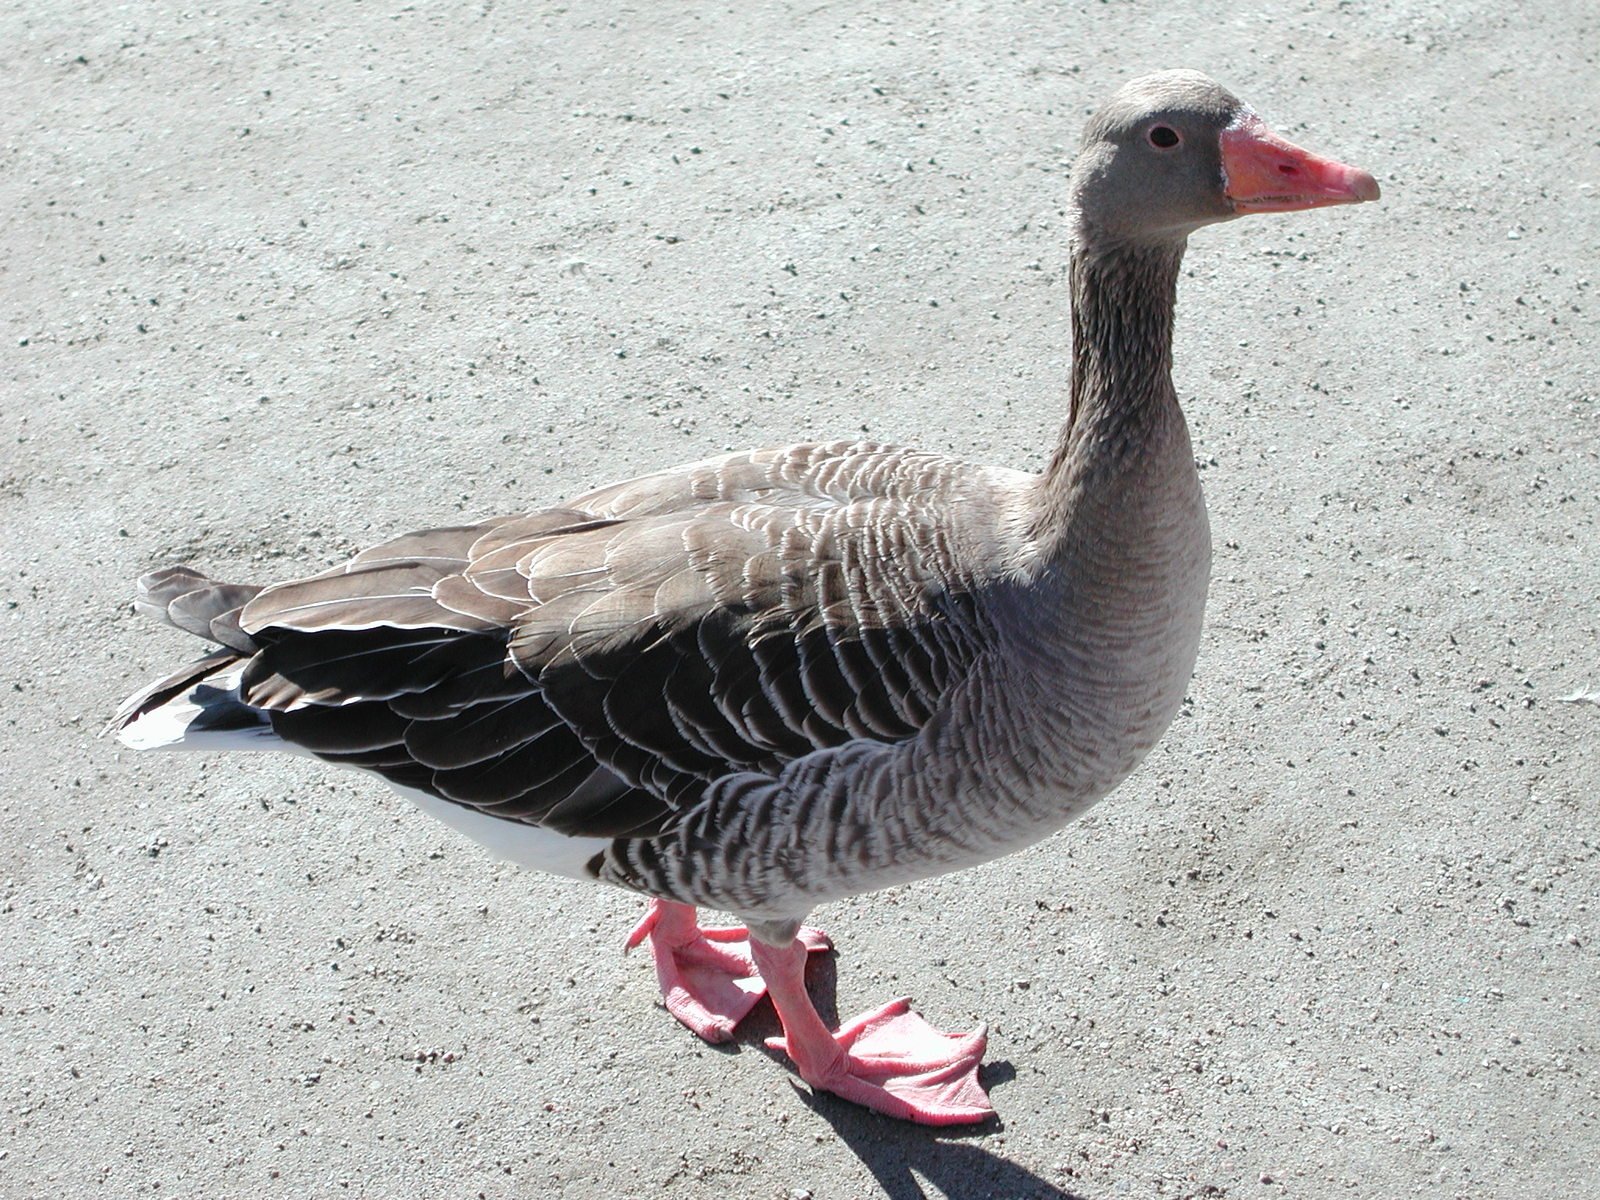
[3,2,1597,1197]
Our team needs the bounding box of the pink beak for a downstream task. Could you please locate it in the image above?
[1221,114,1380,213]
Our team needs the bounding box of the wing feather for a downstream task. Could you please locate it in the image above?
[242,561,496,634]
[180,441,998,853]
[402,694,562,769]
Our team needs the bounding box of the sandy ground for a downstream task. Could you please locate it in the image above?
[3,1,1597,1196]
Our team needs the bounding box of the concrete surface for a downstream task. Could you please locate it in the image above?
[3,1,1597,1196]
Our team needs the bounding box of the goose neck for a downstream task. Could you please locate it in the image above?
[1067,239,1184,440]
[1026,235,1189,546]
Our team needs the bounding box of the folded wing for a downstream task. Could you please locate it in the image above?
[231,441,994,842]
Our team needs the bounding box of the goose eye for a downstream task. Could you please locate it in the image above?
[1147,125,1181,149]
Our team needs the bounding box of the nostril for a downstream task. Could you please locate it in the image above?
[1278,163,1299,176]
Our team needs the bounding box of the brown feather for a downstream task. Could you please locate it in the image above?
[242,561,495,634]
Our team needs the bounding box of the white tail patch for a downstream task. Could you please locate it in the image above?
[114,664,288,754]
[386,782,609,881]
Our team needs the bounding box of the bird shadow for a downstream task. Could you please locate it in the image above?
[722,952,1088,1200]
[794,1092,1088,1200]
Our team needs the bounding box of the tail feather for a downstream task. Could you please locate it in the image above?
[109,650,276,750]
[112,566,276,750]
[135,566,264,653]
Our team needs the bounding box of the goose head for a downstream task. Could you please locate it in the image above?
[1069,69,1380,248]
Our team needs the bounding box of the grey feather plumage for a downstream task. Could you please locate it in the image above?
[113,77,1243,926]
[118,405,1206,921]
[109,68,1383,1127]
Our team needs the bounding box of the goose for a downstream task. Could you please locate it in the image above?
[111,70,1378,1126]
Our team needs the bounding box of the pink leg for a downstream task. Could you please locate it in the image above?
[749,935,994,1126]
[625,899,830,1043]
